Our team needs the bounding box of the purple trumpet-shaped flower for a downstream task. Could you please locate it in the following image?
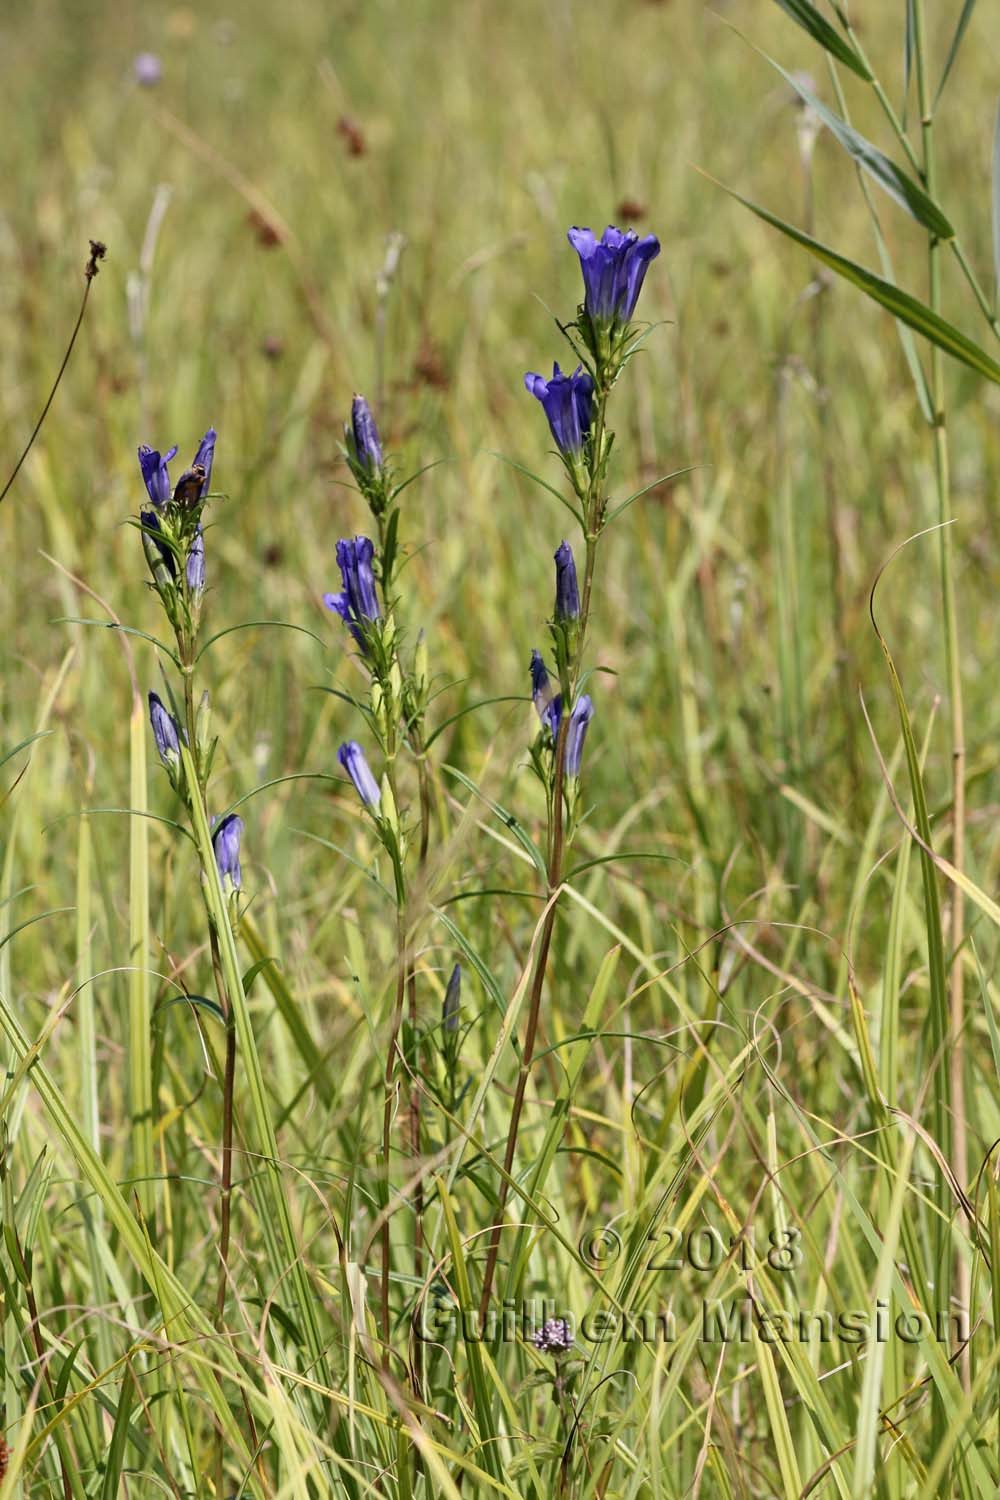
[336,536,380,620]
[567,224,660,325]
[564,695,594,777]
[325,536,381,650]
[530,649,562,741]
[524,364,594,457]
[138,444,178,507]
[186,523,205,595]
[443,962,461,1032]
[554,540,580,620]
[148,691,181,765]
[338,740,381,809]
[347,395,383,476]
[212,813,244,890]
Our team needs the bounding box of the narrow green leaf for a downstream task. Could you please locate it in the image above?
[490,451,585,526]
[605,465,699,524]
[156,993,226,1025]
[101,1366,138,1500]
[423,695,523,750]
[441,763,549,877]
[0,907,74,953]
[934,0,978,107]
[0,731,52,773]
[713,177,1000,384]
[195,618,326,665]
[772,0,872,80]
[758,50,953,237]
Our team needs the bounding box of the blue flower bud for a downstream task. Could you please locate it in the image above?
[554,540,580,620]
[443,963,461,1032]
[567,224,660,325]
[211,813,244,890]
[186,523,205,596]
[347,395,383,476]
[141,509,177,580]
[564,695,594,777]
[524,364,594,457]
[138,444,178,507]
[530,649,561,741]
[338,740,381,809]
[148,691,181,765]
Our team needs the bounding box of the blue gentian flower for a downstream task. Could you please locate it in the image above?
[347,395,383,476]
[524,364,594,457]
[148,691,181,765]
[554,540,580,620]
[336,537,380,621]
[212,813,244,890]
[138,444,177,507]
[326,537,381,649]
[138,428,216,509]
[564,695,594,777]
[530,649,562,740]
[338,741,381,809]
[443,963,461,1033]
[186,523,205,595]
[567,225,660,325]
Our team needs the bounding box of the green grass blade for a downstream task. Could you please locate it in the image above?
[711,176,1000,384]
[771,0,873,80]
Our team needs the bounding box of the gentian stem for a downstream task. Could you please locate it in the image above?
[478,381,611,1320]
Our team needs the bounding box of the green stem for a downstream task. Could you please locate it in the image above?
[478,383,610,1321]
[179,741,331,1389]
[913,0,966,1402]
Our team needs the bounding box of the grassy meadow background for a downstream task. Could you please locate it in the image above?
[3,0,1000,1495]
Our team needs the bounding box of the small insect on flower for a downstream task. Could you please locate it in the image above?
[524,364,594,458]
[148,691,181,766]
[443,962,462,1032]
[567,224,660,326]
[530,649,562,741]
[564,695,594,777]
[554,540,580,621]
[138,428,216,511]
[533,1317,575,1354]
[212,813,244,891]
[338,740,381,810]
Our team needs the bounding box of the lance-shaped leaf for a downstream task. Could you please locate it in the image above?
[760,49,953,239]
[711,177,1000,386]
[772,0,872,81]
[934,0,978,108]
